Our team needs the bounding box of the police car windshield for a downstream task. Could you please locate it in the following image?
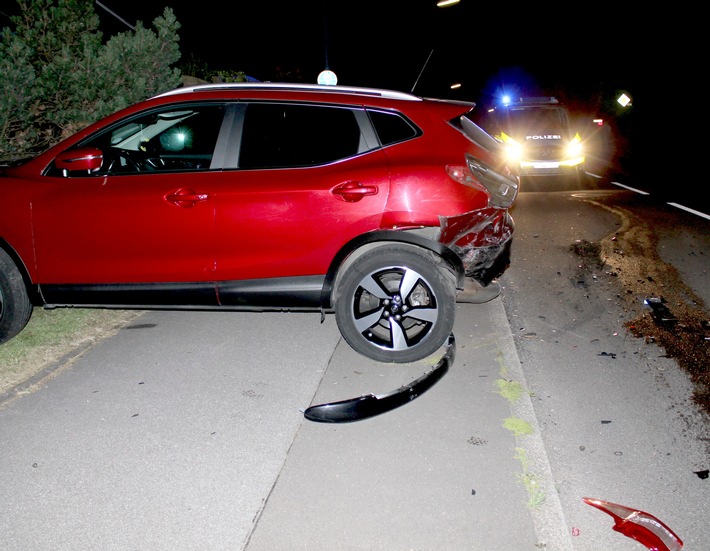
[500,108,569,139]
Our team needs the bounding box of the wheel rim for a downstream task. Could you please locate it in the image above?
[351,265,439,352]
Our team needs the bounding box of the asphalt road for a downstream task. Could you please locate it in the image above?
[502,183,710,550]
[1,175,708,550]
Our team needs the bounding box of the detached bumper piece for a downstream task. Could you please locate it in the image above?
[304,334,455,423]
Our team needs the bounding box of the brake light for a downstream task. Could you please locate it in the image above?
[464,155,519,209]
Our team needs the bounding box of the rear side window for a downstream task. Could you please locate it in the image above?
[367,110,418,146]
[238,103,363,169]
[464,106,499,137]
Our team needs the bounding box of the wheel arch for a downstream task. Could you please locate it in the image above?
[320,230,464,309]
[0,240,41,305]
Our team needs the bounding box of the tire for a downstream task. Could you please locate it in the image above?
[334,245,456,363]
[0,249,33,345]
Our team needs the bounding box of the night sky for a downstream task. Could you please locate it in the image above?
[93,1,661,109]
[2,0,696,175]
[2,1,681,111]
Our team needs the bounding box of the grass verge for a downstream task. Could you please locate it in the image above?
[0,308,143,398]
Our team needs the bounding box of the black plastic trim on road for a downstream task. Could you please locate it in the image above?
[303,333,455,423]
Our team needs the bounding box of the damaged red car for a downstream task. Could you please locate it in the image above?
[0,83,518,363]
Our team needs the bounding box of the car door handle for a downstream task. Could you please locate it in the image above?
[165,188,209,208]
[331,181,378,202]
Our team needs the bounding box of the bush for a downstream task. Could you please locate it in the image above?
[0,0,182,164]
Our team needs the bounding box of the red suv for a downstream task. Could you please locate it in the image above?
[0,83,518,363]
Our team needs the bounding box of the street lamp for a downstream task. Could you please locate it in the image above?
[617,93,632,107]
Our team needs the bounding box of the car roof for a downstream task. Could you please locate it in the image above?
[154,82,423,102]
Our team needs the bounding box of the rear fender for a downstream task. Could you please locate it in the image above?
[321,230,464,309]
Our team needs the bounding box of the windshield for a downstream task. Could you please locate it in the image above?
[499,107,571,140]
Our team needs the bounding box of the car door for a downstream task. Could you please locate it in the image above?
[211,102,390,282]
[31,104,227,284]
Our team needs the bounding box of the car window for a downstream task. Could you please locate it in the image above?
[367,109,419,146]
[464,107,499,137]
[501,107,570,137]
[64,104,226,176]
[238,103,364,169]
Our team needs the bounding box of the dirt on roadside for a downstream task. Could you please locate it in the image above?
[580,197,710,416]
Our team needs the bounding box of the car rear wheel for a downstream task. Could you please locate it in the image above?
[0,249,33,345]
[334,245,456,363]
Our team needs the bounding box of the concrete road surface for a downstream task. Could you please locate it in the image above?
[0,299,566,550]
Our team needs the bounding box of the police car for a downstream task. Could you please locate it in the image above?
[478,97,585,183]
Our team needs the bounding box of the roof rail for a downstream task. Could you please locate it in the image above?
[154,82,422,102]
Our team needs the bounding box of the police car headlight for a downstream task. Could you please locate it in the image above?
[566,141,583,158]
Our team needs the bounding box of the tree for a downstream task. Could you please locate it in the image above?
[0,0,181,164]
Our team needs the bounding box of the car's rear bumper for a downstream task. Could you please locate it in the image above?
[456,235,512,285]
[442,210,515,285]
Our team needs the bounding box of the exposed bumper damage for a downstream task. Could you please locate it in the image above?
[440,209,515,285]
[304,333,455,423]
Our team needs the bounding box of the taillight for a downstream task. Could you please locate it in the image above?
[448,158,518,209]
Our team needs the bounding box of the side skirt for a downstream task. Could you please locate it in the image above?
[38,275,326,310]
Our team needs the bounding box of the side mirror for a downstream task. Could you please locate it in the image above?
[54,147,104,173]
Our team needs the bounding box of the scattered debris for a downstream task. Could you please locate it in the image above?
[567,201,710,417]
[644,297,679,328]
[570,239,602,264]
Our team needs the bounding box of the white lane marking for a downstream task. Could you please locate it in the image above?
[611,180,650,195]
[667,202,710,221]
